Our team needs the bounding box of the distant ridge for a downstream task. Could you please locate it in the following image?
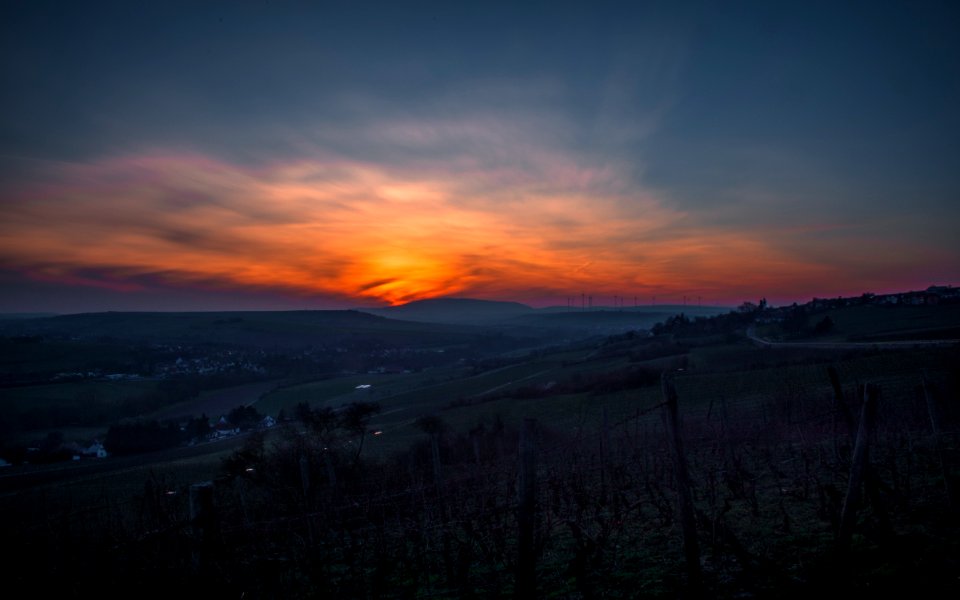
[361,297,534,324]
[0,309,483,347]
[360,297,731,330]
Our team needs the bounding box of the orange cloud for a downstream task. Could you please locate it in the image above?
[0,147,866,307]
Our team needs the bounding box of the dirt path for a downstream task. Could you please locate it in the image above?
[746,326,958,350]
[474,367,558,397]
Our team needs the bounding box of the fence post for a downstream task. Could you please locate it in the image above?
[300,455,311,499]
[472,431,482,468]
[600,405,610,505]
[923,375,956,508]
[827,366,856,438]
[516,417,537,598]
[431,433,443,488]
[662,373,702,594]
[837,384,879,549]
[190,481,219,572]
[323,450,337,488]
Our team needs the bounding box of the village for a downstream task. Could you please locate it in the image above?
[751,284,959,323]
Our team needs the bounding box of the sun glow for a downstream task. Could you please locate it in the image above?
[0,146,875,307]
[347,251,467,305]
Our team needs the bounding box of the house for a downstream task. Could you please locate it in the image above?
[213,416,240,438]
[84,441,109,458]
[898,292,919,305]
[927,285,957,297]
[929,285,960,303]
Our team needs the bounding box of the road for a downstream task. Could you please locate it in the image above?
[746,326,959,350]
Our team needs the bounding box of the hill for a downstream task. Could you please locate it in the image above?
[362,297,730,333]
[508,305,729,332]
[361,297,534,324]
[0,309,488,349]
[4,303,957,599]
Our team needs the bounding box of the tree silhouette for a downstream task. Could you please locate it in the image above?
[339,401,381,461]
[814,315,834,335]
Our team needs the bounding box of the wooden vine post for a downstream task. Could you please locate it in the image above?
[662,373,702,594]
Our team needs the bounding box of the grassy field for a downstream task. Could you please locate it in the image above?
[755,303,960,342]
[253,369,463,415]
[824,303,960,341]
[254,345,601,419]
[0,379,161,437]
[0,379,159,411]
[147,379,285,421]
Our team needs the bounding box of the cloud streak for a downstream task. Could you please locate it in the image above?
[0,129,856,308]
[1,95,956,309]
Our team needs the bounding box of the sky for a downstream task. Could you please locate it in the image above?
[1,1,958,312]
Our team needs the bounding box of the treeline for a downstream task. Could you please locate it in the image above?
[651,310,755,338]
[0,404,268,464]
[103,420,183,456]
[104,404,267,456]
[648,304,834,340]
[0,372,266,435]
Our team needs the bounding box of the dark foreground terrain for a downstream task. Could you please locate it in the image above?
[1,300,958,598]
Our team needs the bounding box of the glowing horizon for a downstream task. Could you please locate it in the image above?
[1,146,952,311]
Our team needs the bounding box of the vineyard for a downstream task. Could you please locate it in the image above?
[4,338,958,598]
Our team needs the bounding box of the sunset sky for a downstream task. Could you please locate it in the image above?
[1,1,958,312]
